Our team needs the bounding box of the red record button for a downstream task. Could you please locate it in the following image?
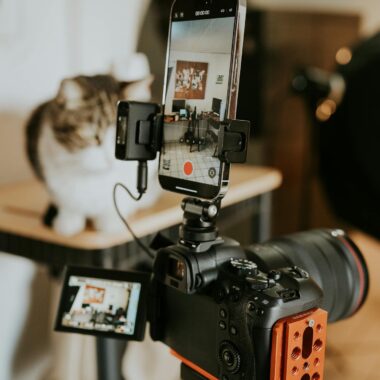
[184,161,193,176]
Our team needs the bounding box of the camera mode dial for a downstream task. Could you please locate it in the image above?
[230,259,258,277]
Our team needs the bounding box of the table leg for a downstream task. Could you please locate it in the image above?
[96,337,127,380]
[254,192,273,243]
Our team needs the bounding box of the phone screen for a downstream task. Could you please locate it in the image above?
[159,0,243,199]
[55,267,149,341]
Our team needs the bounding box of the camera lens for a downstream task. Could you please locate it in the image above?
[246,229,369,322]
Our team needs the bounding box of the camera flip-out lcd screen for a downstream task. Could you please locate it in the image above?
[56,267,149,340]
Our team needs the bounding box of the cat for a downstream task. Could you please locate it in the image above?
[26,74,161,236]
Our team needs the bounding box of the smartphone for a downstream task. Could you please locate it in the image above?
[158,0,246,199]
[55,267,150,341]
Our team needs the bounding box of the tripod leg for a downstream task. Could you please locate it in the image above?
[96,337,127,380]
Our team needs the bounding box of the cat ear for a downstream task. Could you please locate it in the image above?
[56,78,84,109]
[119,75,154,102]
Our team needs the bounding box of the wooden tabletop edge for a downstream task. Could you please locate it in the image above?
[0,166,283,251]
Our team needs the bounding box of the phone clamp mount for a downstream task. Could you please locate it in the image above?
[116,100,250,197]
[116,100,250,249]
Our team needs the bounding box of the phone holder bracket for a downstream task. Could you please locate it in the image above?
[117,101,250,164]
[213,118,250,164]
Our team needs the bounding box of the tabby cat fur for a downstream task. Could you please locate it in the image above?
[26,74,161,236]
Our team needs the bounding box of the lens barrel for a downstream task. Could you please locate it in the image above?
[246,229,369,322]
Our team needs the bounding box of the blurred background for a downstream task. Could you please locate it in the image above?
[1,0,380,379]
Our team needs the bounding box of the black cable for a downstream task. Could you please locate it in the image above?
[115,182,143,201]
[113,183,155,260]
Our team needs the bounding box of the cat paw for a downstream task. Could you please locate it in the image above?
[53,211,86,236]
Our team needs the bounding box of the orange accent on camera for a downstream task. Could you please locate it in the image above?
[170,349,218,380]
[270,308,327,380]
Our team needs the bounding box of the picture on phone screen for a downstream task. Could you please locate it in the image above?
[159,2,241,197]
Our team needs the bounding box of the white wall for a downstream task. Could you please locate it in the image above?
[166,51,230,113]
[0,0,150,185]
[0,0,150,110]
[249,0,380,35]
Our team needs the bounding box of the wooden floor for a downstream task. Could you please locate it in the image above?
[325,231,380,380]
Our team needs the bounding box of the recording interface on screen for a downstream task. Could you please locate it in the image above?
[159,15,235,186]
[59,276,141,336]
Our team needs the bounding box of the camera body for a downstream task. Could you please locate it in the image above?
[150,238,325,379]
[56,227,367,380]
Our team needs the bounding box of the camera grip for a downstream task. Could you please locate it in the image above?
[252,327,272,379]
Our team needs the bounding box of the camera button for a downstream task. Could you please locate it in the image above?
[268,270,282,281]
[256,308,265,316]
[230,286,241,302]
[219,321,227,330]
[290,266,309,279]
[220,309,227,318]
[216,288,226,302]
[246,276,270,290]
[195,274,203,288]
[248,302,256,312]
[230,326,237,335]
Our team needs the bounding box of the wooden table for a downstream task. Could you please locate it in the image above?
[0,165,282,380]
[0,165,281,264]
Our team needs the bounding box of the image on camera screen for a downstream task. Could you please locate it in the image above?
[60,276,141,335]
[159,15,235,186]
